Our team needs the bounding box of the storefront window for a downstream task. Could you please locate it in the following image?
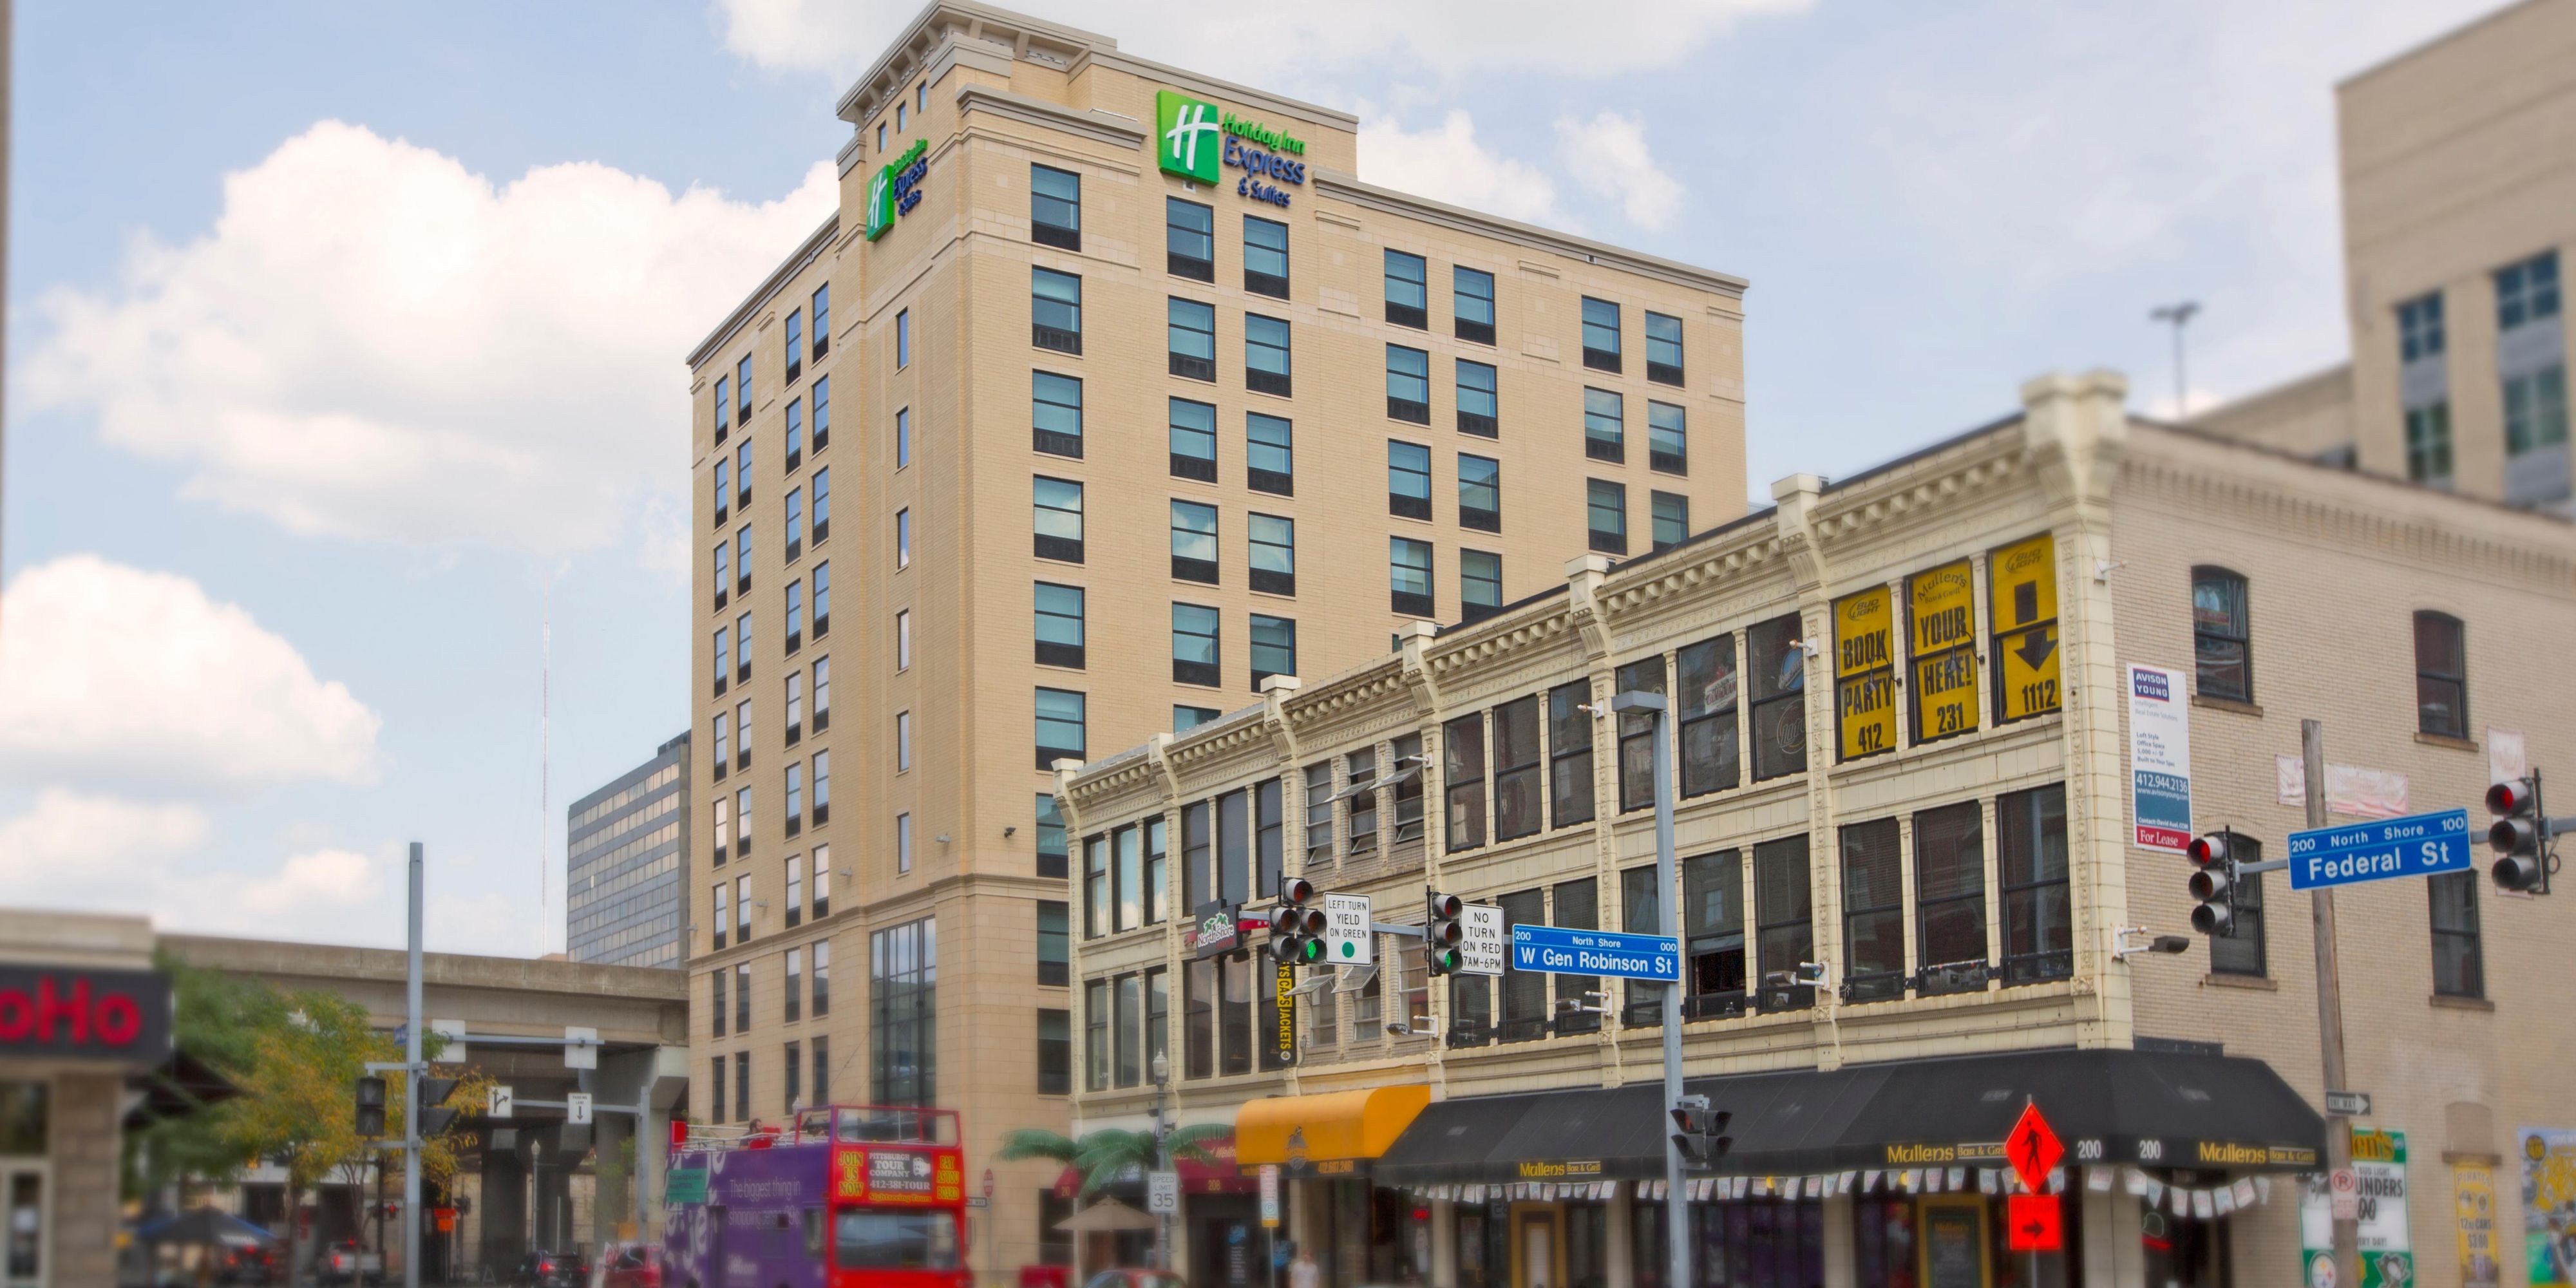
[1754,835,1815,1010]
[0,1084,44,1155]
[1634,1196,1826,1288]
[1854,1197,1919,1288]
[2000,784,2072,983]
[1685,849,1746,1018]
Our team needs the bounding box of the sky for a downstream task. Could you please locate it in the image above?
[0,0,2508,956]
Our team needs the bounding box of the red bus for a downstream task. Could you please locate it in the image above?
[665,1105,969,1287]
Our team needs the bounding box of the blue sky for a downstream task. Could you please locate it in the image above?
[0,0,2503,954]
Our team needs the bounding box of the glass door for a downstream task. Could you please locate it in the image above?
[2,1162,46,1288]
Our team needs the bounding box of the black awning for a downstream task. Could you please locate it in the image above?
[1375,1046,2324,1184]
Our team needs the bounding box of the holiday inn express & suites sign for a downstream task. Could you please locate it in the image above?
[1157,89,1305,207]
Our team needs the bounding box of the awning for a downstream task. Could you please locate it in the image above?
[1236,1084,1431,1173]
[1374,1048,2323,1184]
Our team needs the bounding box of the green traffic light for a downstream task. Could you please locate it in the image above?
[1297,938,1324,963]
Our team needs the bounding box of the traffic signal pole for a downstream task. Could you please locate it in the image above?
[2302,723,2358,1288]
[404,842,424,1288]
[1612,691,1690,1288]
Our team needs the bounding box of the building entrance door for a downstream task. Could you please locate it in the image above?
[1,1162,47,1288]
[1512,1208,1560,1288]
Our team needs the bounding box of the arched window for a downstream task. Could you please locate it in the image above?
[2413,611,2468,738]
[2191,567,2253,703]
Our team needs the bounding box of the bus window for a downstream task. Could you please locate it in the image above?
[835,1210,960,1269]
[803,1208,825,1259]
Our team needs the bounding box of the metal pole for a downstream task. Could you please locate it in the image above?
[1154,1075,1172,1271]
[1649,699,1690,1288]
[404,841,424,1288]
[2303,722,2358,1288]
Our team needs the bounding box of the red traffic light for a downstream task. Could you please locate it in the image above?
[1426,892,1463,920]
[2186,833,2231,867]
[2488,779,2537,818]
[1281,877,1316,905]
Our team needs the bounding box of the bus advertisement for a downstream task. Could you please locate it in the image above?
[666,1105,970,1287]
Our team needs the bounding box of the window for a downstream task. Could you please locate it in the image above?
[895,507,910,569]
[785,309,804,384]
[714,375,730,438]
[1245,314,1291,396]
[895,610,911,670]
[1651,492,1689,551]
[1173,706,1221,733]
[714,458,730,524]
[785,762,805,834]
[1116,825,1146,933]
[736,526,752,594]
[2191,567,2252,703]
[785,397,804,471]
[1388,440,1432,519]
[812,750,830,825]
[1171,500,1218,583]
[1586,478,1627,554]
[2503,366,2568,464]
[1037,1009,1071,1094]
[1999,783,2071,983]
[1389,537,1434,617]
[1115,971,1146,1084]
[1387,345,1432,424]
[810,565,832,639]
[896,813,912,875]
[1839,819,1904,1002]
[1456,359,1499,437]
[1035,582,1085,668]
[1551,877,1602,1032]
[1457,453,1501,532]
[1170,397,1217,482]
[1029,164,1080,251]
[713,710,732,772]
[733,1049,749,1121]
[1166,198,1214,281]
[1034,477,1083,562]
[735,700,752,770]
[916,81,926,112]
[1677,634,1739,797]
[1444,712,1487,851]
[737,875,753,940]
[1244,215,1289,298]
[812,375,831,450]
[1144,817,1168,924]
[1344,748,1379,858]
[1247,413,1294,495]
[1645,403,1689,477]
[737,355,753,421]
[1385,250,1428,328]
[735,612,753,682]
[2400,292,2445,364]
[2414,612,2468,738]
[1249,513,1295,596]
[895,710,912,773]
[1495,888,1546,1040]
[709,1056,724,1121]
[1182,954,1214,1077]
[2430,871,2483,998]
[1032,268,1081,354]
[1454,266,1495,345]
[1645,311,1683,385]
[1036,688,1084,769]
[737,440,753,509]
[895,100,904,131]
[811,284,829,359]
[1303,763,1335,866]
[1171,603,1222,687]
[1082,837,1109,940]
[813,849,831,920]
[1582,388,1625,462]
[813,468,831,543]
[1615,655,1667,813]
[869,917,936,1106]
[895,309,910,368]
[1036,796,1068,880]
[813,656,831,732]
[1460,550,1503,623]
[2496,251,2561,331]
[786,488,806,564]
[811,1032,829,1101]
[1546,680,1595,828]
[2407,402,2455,486]
[1470,695,1539,844]
[1753,834,1814,1010]
[1580,296,1621,371]
[1032,371,1083,457]
[2207,836,2266,978]
[1168,297,1217,381]
[784,579,804,652]
[1392,732,1426,846]
[712,882,728,951]
[1746,614,1808,781]
[1250,614,1295,688]
[893,405,914,468]
[786,946,803,1019]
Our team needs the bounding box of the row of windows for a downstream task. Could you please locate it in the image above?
[709,566,831,696]
[2395,251,2565,498]
[2401,249,2562,364]
[709,848,833,950]
[708,940,833,1037]
[2191,567,2470,739]
[705,1042,829,1124]
[712,286,829,446]
[702,916,936,1119]
[706,735,830,851]
[711,377,831,531]
[569,762,683,831]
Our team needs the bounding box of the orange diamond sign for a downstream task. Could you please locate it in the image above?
[2005,1102,2063,1194]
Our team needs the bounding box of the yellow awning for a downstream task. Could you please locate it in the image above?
[1235,1084,1431,1165]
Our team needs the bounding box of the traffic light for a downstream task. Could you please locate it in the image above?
[2186,831,2241,935]
[2488,775,2550,893]
[1669,1095,1732,1169]
[1423,892,1464,976]
[1269,878,1327,967]
[418,1077,461,1137]
[355,1075,387,1137]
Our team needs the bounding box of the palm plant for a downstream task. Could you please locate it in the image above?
[999,1123,1232,1196]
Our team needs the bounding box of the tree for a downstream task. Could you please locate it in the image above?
[218,990,379,1281]
[999,1124,1230,1197]
[124,954,292,1206]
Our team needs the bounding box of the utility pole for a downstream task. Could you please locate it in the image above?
[1612,691,1690,1288]
[2303,721,2358,1288]
[2150,301,2200,417]
[404,842,424,1288]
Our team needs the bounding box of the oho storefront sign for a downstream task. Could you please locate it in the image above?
[0,965,173,1063]
[1156,90,1306,207]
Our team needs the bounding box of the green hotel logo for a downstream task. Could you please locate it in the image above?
[1156,90,1222,184]
[866,137,931,242]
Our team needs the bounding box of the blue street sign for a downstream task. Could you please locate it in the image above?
[2287,808,2474,891]
[1509,925,1681,982]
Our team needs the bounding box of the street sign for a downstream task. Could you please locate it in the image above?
[1191,900,1244,959]
[965,1197,989,1209]
[2005,1103,2064,1194]
[2325,1090,2374,1117]
[488,1085,513,1119]
[1458,905,1506,977]
[1258,1164,1280,1227]
[567,1092,592,1126]
[2289,809,2474,891]
[982,1167,994,1199]
[1148,1170,1181,1215]
[1509,924,1681,983]
[1323,893,1373,965]
[428,1019,467,1063]
[664,1168,706,1206]
[564,1025,599,1071]
[2007,1193,2063,1251]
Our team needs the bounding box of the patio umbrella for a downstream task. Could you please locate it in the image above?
[1052,1197,1159,1233]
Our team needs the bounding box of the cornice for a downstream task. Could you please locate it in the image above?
[1312,169,1748,299]
[954,83,1148,151]
[685,215,838,370]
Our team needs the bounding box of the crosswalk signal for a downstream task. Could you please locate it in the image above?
[354,1075,386,1138]
[1669,1095,1732,1169]
[2488,774,2551,894]
[1425,892,1464,976]
[2187,831,2241,935]
[1269,878,1327,967]
[418,1076,462,1136]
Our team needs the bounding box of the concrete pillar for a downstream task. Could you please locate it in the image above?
[1433,1199,1459,1288]
[482,1135,529,1270]
[1822,1193,1855,1288]
[51,1072,122,1288]
[1605,1186,1634,1288]
[592,1106,632,1249]
[2081,1187,2143,1288]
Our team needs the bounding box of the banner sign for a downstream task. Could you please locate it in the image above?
[2523,1128,2576,1288]
[2126,664,2192,852]
[1833,585,1896,762]
[1908,560,1980,744]
[2305,1128,2411,1288]
[2456,1162,2500,1288]
[1989,533,2061,724]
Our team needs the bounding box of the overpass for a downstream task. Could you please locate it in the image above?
[162,934,689,1272]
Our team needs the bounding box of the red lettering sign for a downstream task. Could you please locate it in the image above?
[0,966,172,1063]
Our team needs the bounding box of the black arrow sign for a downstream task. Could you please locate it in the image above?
[2014,626,2056,672]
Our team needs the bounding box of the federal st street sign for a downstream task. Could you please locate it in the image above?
[2287,808,2473,891]
[1509,925,1681,983]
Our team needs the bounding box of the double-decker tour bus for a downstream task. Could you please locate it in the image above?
[665,1105,969,1287]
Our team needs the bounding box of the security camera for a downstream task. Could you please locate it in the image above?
[2152,934,2192,954]
[1003,826,1018,838]
[1385,1022,1408,1036]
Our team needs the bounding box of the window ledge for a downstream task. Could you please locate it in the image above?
[2202,972,2277,991]
[2429,992,2495,1012]
[2415,732,2479,753]
[2192,695,2264,717]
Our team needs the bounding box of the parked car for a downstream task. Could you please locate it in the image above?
[589,1243,670,1288]
[515,1249,585,1288]
[1083,1273,1187,1288]
[216,1240,278,1285]
[316,1242,381,1287]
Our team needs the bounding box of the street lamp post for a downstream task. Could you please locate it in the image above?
[1609,690,1689,1288]
[1151,1050,1173,1271]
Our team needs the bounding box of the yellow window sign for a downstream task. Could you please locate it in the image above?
[1989,533,2061,723]
[1908,559,1980,743]
[1834,586,1897,761]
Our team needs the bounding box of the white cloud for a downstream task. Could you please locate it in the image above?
[0,555,383,789]
[1359,113,1563,227]
[0,791,402,942]
[28,122,836,556]
[1555,111,1685,231]
[717,0,1809,82]
[0,790,209,882]
[238,848,383,917]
